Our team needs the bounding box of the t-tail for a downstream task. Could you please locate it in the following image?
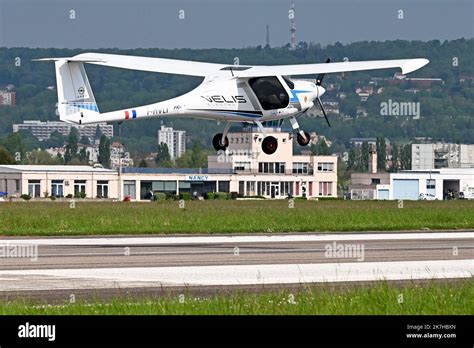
[55,60,100,123]
[35,57,103,124]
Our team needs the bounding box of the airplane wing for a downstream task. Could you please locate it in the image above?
[68,53,229,77]
[37,53,429,77]
[235,58,430,77]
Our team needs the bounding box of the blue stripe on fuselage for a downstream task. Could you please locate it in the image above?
[289,90,311,102]
[212,111,262,118]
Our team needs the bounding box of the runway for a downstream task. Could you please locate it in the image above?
[0,231,472,298]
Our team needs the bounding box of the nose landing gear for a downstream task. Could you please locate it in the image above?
[296,131,311,146]
[290,116,311,147]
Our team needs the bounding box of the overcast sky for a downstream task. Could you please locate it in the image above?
[0,0,472,49]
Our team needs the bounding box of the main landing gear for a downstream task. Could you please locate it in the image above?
[212,133,229,151]
[212,122,231,151]
[261,136,278,155]
[212,118,311,155]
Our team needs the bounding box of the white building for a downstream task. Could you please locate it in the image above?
[0,129,338,200]
[13,121,113,142]
[207,127,337,198]
[412,143,474,170]
[0,90,16,105]
[375,168,474,200]
[157,125,186,160]
[0,165,118,199]
[109,142,134,169]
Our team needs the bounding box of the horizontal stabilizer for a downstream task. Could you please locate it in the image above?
[33,57,107,63]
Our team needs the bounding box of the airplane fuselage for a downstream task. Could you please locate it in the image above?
[67,75,324,125]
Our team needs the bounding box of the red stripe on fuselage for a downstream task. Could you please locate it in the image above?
[125,110,130,120]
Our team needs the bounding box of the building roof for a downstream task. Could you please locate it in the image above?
[0,165,115,173]
[122,167,233,174]
[401,168,474,175]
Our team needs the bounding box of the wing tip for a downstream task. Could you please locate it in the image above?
[401,58,430,74]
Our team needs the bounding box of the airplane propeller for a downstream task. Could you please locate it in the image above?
[315,58,331,127]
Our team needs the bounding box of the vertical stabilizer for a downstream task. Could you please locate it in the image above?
[55,60,100,123]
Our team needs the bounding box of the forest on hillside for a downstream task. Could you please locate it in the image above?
[0,39,473,155]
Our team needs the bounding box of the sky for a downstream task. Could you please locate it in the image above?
[0,0,472,49]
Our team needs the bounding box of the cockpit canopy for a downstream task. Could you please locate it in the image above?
[249,76,289,110]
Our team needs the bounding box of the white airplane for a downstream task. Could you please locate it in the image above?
[37,53,429,154]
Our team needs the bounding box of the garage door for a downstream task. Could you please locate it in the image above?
[378,189,389,200]
[393,179,419,200]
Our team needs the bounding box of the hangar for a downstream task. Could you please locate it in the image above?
[377,168,474,200]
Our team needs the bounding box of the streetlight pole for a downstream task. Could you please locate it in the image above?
[118,121,122,200]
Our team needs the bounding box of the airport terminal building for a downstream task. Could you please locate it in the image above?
[0,128,339,200]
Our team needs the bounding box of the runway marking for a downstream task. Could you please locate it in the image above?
[0,259,472,290]
[30,244,474,258]
[2,232,474,246]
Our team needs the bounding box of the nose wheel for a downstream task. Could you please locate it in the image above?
[262,136,278,155]
[212,133,229,151]
[296,131,311,146]
[289,117,311,147]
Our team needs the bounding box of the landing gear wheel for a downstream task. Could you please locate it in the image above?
[297,131,311,146]
[212,133,229,151]
[262,136,278,155]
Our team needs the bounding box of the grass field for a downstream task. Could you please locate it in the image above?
[0,200,473,236]
[1,281,472,315]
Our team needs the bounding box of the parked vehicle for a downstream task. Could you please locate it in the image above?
[459,191,474,200]
[419,193,437,200]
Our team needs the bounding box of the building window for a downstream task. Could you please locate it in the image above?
[371,178,381,185]
[317,162,334,172]
[319,182,333,196]
[218,181,230,193]
[74,180,86,198]
[97,181,109,198]
[28,180,41,198]
[123,180,136,199]
[246,181,255,195]
[426,179,435,189]
[275,162,285,173]
[15,179,20,192]
[238,181,245,195]
[51,180,64,197]
[258,162,285,174]
[234,162,251,171]
[293,162,309,174]
[279,182,293,197]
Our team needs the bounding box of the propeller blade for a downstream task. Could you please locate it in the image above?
[316,57,331,86]
[317,97,331,127]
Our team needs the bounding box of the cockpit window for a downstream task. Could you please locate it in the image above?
[283,76,295,90]
[248,77,290,110]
